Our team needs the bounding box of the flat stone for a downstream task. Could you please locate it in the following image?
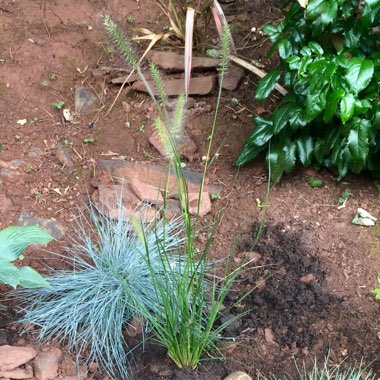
[264,327,279,346]
[221,64,245,91]
[91,184,157,223]
[110,73,140,84]
[28,147,44,158]
[132,76,215,96]
[0,346,37,372]
[0,366,33,379]
[130,178,163,204]
[148,51,219,72]
[93,161,221,196]
[149,129,197,161]
[0,194,13,217]
[55,146,73,168]
[188,192,212,217]
[33,348,62,380]
[74,86,100,114]
[224,372,252,380]
[15,212,66,240]
[300,273,316,284]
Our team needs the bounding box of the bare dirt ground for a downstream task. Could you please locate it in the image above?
[0,0,379,379]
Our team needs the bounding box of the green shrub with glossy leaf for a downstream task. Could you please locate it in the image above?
[0,226,52,288]
[237,0,380,183]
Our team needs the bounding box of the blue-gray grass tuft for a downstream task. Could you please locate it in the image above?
[17,203,186,379]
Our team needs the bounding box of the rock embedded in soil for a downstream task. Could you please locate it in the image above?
[15,212,66,240]
[74,86,100,114]
[0,365,33,379]
[55,146,73,168]
[148,129,197,161]
[130,177,163,204]
[0,345,37,372]
[148,51,219,72]
[224,372,252,380]
[132,76,215,96]
[221,64,245,91]
[188,191,212,217]
[33,348,62,380]
[110,72,140,84]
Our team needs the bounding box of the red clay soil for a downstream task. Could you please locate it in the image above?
[0,0,379,379]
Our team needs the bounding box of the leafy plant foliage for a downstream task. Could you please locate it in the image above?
[237,0,380,183]
[0,226,52,288]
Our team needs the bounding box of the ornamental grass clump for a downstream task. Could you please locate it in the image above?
[17,204,186,379]
[102,13,245,370]
[260,355,375,380]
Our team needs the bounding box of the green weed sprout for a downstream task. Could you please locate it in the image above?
[17,203,187,379]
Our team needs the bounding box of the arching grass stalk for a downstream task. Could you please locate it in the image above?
[198,22,231,212]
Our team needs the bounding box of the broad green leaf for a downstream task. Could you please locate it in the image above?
[296,136,314,166]
[284,141,297,173]
[314,129,340,163]
[262,23,283,42]
[277,38,292,59]
[236,118,274,165]
[347,128,369,173]
[308,42,324,55]
[306,88,327,121]
[18,266,50,288]
[323,89,344,123]
[345,58,374,94]
[309,61,337,93]
[0,260,20,288]
[0,226,54,261]
[306,0,324,18]
[287,55,301,70]
[267,144,286,184]
[273,104,294,134]
[340,93,356,124]
[255,70,281,101]
[289,105,307,130]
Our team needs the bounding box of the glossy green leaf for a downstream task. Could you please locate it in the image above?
[277,38,292,59]
[347,128,369,173]
[262,23,283,42]
[267,144,286,184]
[18,266,50,289]
[345,58,374,94]
[296,136,314,166]
[256,70,281,101]
[340,93,356,124]
[284,141,297,173]
[0,260,20,288]
[323,89,344,123]
[306,89,327,121]
[0,226,54,261]
[236,118,274,165]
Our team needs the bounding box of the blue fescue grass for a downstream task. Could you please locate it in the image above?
[17,203,187,379]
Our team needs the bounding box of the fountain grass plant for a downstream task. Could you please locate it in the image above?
[17,13,245,379]
[102,13,248,369]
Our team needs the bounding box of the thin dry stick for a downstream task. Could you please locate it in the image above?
[229,54,288,96]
